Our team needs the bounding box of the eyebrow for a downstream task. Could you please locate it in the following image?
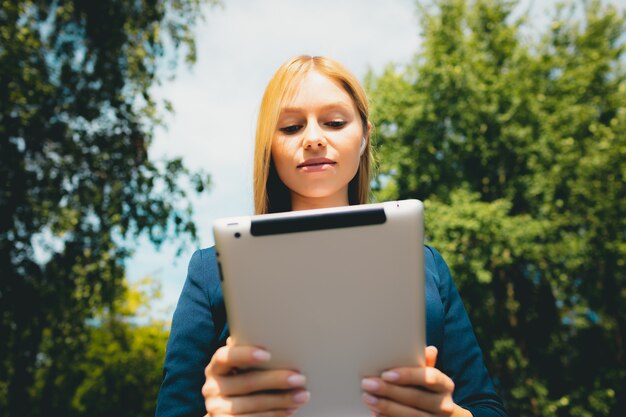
[279,101,353,115]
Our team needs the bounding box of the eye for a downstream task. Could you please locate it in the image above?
[325,120,346,129]
[279,125,303,134]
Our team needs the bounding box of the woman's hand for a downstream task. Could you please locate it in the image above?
[360,346,472,417]
[202,337,310,417]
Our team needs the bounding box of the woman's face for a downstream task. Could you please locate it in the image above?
[271,70,367,210]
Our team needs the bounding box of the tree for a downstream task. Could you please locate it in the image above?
[367,0,625,415]
[0,1,216,415]
[32,278,170,417]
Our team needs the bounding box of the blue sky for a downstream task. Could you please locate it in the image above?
[124,0,579,320]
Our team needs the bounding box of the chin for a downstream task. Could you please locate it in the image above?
[299,190,347,203]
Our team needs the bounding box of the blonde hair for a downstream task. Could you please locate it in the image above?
[253,55,372,214]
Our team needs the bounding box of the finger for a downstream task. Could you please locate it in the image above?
[203,369,306,397]
[361,377,454,414]
[226,336,234,347]
[206,389,310,415]
[362,392,431,417]
[425,346,438,368]
[206,345,271,376]
[379,367,455,393]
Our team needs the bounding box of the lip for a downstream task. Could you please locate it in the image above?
[297,158,336,169]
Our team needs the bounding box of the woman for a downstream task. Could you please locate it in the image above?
[156,55,508,417]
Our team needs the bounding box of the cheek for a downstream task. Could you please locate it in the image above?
[339,126,365,159]
[346,142,364,178]
[340,137,363,166]
[271,139,286,163]
[271,140,295,175]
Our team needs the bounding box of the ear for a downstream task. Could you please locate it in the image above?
[359,121,372,156]
[359,136,367,156]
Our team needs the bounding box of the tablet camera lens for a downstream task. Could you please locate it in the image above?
[234,232,241,238]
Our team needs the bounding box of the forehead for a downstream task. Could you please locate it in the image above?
[281,70,356,112]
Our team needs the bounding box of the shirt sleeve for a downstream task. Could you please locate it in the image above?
[426,246,508,417]
[155,249,222,417]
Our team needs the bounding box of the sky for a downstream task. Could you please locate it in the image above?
[124,0,584,319]
[125,0,423,319]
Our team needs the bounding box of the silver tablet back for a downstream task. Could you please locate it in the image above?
[213,200,425,417]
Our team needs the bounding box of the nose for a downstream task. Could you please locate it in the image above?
[302,123,327,150]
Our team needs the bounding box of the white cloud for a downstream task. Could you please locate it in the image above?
[128,0,422,317]
[129,0,543,317]
[129,0,590,318]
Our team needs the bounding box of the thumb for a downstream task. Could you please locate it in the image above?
[425,345,438,367]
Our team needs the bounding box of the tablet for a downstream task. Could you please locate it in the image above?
[212,199,425,417]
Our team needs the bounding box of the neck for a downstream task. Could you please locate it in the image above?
[290,191,349,211]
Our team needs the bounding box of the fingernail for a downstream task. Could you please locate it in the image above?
[287,374,306,387]
[252,349,271,362]
[381,371,400,381]
[361,378,380,391]
[293,390,310,404]
[362,392,379,405]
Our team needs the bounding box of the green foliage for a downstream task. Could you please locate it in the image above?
[368,0,626,415]
[33,278,169,417]
[0,1,216,415]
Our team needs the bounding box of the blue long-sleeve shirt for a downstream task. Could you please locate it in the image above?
[156,245,508,417]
